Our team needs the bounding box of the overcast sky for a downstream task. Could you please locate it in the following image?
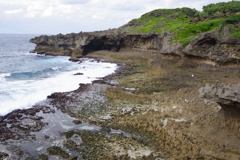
[0,0,231,34]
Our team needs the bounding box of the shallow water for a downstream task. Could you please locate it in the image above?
[0,99,141,159]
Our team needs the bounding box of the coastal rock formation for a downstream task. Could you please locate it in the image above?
[183,26,240,65]
[199,83,240,115]
[30,31,161,57]
[30,25,240,65]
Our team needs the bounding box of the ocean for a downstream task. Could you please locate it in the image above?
[0,34,117,116]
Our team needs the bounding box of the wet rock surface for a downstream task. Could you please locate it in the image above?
[0,57,158,160]
[0,106,50,142]
[47,146,70,158]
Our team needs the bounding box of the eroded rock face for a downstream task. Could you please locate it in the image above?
[183,32,218,58]
[30,30,182,58]
[30,25,240,65]
[183,26,240,64]
[30,31,162,58]
[199,83,240,115]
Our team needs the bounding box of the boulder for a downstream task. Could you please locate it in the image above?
[199,83,240,115]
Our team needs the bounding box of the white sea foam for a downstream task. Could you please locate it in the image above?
[0,73,10,82]
[0,58,117,116]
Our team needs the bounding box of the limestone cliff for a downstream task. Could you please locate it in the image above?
[30,30,161,58]
[30,26,240,65]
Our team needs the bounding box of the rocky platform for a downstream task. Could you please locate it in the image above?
[1,50,240,159]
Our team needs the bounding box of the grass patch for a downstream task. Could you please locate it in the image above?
[232,26,240,39]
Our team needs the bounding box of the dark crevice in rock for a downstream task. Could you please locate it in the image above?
[221,103,240,119]
[161,53,182,58]
[184,54,209,60]
[222,59,240,66]
[82,37,122,55]
[38,42,50,46]
[58,44,72,48]
[196,38,217,45]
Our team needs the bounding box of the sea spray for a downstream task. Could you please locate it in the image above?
[0,58,117,115]
[0,34,117,116]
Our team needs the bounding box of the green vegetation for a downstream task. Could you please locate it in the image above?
[128,1,240,45]
[203,1,240,16]
[233,26,240,39]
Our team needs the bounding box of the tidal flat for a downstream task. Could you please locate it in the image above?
[0,51,240,160]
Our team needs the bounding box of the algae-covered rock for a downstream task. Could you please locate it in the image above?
[25,154,48,160]
[0,152,9,159]
[67,156,78,160]
[38,154,48,160]
[63,139,78,150]
[72,120,82,125]
[47,146,69,158]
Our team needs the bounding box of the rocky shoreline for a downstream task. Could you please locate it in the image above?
[2,3,240,158]
[0,50,240,159]
[0,57,131,160]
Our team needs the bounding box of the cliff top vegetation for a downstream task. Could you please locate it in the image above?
[125,0,240,45]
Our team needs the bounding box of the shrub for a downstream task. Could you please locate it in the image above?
[226,14,240,23]
[128,1,240,45]
[203,1,240,16]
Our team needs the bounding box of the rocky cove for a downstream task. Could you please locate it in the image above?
[1,2,240,160]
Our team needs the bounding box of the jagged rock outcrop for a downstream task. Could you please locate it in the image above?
[199,83,240,115]
[183,25,240,64]
[30,30,162,58]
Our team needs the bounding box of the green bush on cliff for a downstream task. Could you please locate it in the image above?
[232,26,240,39]
[226,14,240,39]
[128,1,240,45]
[203,1,240,16]
[171,19,226,44]
[226,14,240,23]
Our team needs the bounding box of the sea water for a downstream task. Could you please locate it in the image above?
[0,34,117,116]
